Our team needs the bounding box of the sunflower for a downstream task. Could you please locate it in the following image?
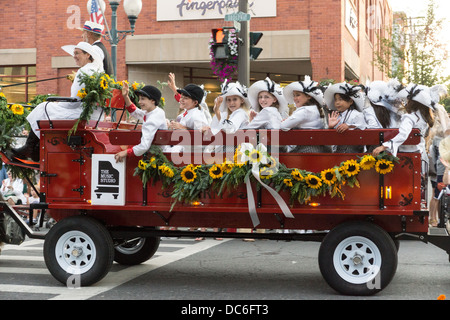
[259,167,274,179]
[341,159,360,177]
[283,178,293,187]
[360,155,376,170]
[77,88,87,99]
[248,149,262,164]
[375,159,394,175]
[181,165,197,183]
[291,169,303,181]
[11,104,24,115]
[305,174,322,189]
[221,159,234,173]
[138,159,148,170]
[321,168,337,186]
[209,164,224,179]
[100,77,109,90]
[159,164,174,178]
[149,156,157,168]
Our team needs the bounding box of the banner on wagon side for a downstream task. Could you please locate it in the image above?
[91,154,126,206]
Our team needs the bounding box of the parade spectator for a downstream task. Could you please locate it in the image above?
[1,170,24,205]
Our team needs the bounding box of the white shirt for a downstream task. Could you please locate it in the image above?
[1,178,23,197]
[245,106,282,129]
[364,106,400,129]
[177,107,209,130]
[210,108,249,135]
[335,108,367,130]
[130,106,168,157]
[281,105,325,130]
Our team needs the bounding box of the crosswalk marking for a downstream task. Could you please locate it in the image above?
[0,238,229,300]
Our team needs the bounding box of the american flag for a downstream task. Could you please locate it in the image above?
[90,0,104,26]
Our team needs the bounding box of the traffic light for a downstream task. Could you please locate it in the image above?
[211,28,229,60]
[249,32,263,60]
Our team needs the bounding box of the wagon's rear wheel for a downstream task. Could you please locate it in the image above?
[44,215,114,287]
[114,236,160,265]
[318,221,398,296]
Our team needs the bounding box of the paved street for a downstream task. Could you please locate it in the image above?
[0,235,448,301]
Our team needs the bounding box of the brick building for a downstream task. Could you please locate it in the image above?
[0,0,392,118]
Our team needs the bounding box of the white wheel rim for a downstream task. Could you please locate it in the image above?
[55,231,97,275]
[333,236,382,284]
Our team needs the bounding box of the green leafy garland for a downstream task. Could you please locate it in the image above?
[135,146,399,210]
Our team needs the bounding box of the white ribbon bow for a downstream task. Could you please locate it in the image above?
[239,143,294,227]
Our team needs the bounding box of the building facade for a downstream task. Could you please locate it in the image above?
[0,0,392,118]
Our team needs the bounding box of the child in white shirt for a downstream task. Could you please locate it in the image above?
[114,82,167,162]
[245,77,289,130]
[324,82,367,153]
[282,76,330,153]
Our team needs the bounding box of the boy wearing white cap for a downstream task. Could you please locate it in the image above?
[81,20,114,76]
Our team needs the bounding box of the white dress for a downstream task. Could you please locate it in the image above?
[208,108,249,154]
[210,108,249,135]
[281,105,330,153]
[244,106,282,129]
[382,111,429,160]
[27,62,103,137]
[363,106,400,129]
[333,108,367,153]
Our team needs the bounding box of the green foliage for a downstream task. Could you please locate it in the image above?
[374,0,450,87]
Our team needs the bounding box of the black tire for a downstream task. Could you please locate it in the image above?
[114,236,160,265]
[318,221,398,296]
[43,215,114,287]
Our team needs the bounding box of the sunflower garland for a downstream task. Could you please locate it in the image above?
[134,145,399,209]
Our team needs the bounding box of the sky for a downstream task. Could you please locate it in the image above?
[389,0,450,76]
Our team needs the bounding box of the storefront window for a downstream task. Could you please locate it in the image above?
[0,66,36,103]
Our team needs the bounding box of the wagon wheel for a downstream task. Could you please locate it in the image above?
[318,221,398,296]
[43,215,114,287]
[114,236,160,265]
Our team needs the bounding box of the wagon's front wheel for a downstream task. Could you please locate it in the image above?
[44,215,114,287]
[318,221,398,296]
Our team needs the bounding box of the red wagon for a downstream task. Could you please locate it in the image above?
[1,118,449,296]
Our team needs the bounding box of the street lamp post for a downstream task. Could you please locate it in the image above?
[102,0,143,78]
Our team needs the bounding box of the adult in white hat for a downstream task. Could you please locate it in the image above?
[81,20,114,76]
[281,76,330,153]
[9,42,104,161]
[364,79,402,129]
[324,82,367,153]
[373,83,447,161]
[245,77,289,129]
[207,80,249,135]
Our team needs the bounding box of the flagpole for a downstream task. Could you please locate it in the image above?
[94,0,115,78]
[96,0,112,40]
